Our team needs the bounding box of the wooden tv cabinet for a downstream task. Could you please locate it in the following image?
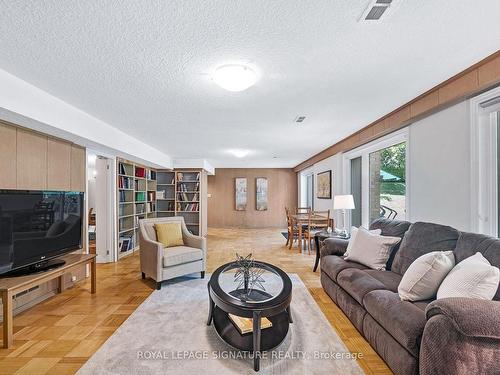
[0,253,96,348]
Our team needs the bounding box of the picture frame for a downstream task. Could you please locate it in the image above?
[316,170,332,199]
[256,177,268,211]
[235,177,247,211]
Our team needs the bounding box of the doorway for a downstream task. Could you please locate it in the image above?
[87,151,115,263]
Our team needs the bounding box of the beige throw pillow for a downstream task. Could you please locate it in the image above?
[398,251,455,301]
[154,222,184,248]
[345,226,382,257]
[437,252,500,300]
[344,227,401,270]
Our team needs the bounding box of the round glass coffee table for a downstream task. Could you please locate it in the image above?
[207,261,292,371]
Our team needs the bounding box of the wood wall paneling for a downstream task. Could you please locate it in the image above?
[0,123,17,189]
[47,138,72,190]
[438,70,478,104]
[410,91,439,118]
[207,168,297,228]
[16,129,48,190]
[294,50,500,172]
[70,145,86,192]
[478,55,500,86]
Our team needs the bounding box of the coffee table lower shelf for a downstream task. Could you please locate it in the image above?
[212,306,290,352]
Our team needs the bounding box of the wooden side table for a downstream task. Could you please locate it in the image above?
[0,253,96,348]
[313,231,350,272]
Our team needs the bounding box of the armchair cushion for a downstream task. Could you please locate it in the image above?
[163,246,203,267]
[155,222,184,248]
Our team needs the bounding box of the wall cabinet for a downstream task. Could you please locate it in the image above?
[0,123,17,189]
[47,138,72,190]
[0,121,85,192]
[16,128,48,190]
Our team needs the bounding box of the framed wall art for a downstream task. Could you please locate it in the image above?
[316,170,331,199]
[235,177,247,211]
[256,177,268,211]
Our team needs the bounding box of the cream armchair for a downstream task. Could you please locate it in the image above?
[139,216,206,290]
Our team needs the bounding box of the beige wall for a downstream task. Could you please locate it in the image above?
[208,168,297,228]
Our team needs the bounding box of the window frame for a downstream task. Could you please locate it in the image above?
[343,128,410,228]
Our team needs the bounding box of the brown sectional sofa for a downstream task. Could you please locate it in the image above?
[320,218,500,375]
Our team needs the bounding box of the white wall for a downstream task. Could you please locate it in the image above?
[408,101,471,231]
[298,154,343,227]
[0,68,172,169]
[313,154,343,227]
[299,100,473,232]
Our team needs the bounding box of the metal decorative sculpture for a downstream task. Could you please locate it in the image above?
[234,253,266,296]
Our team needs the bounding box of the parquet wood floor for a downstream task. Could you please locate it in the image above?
[0,228,392,375]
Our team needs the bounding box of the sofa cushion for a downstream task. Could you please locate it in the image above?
[162,246,202,267]
[454,232,500,301]
[363,290,427,357]
[391,222,459,275]
[321,255,368,282]
[337,268,396,305]
[364,270,402,292]
[369,218,411,270]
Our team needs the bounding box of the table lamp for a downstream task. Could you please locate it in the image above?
[333,194,355,238]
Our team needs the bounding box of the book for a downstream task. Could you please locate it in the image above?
[228,314,273,335]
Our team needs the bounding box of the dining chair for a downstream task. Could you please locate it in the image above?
[303,210,330,254]
[285,207,304,250]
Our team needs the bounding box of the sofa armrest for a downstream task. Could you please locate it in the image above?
[320,237,349,258]
[426,298,500,339]
[183,231,207,270]
[420,298,500,375]
[139,234,164,282]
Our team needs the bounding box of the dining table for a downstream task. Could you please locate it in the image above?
[289,212,330,250]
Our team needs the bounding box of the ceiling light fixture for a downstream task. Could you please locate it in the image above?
[228,149,251,158]
[212,64,258,92]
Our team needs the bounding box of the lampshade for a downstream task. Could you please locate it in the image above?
[333,195,355,210]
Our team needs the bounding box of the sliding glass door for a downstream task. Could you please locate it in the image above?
[369,142,406,223]
[344,130,408,228]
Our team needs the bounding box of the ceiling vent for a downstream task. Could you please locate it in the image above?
[294,115,307,123]
[361,0,394,21]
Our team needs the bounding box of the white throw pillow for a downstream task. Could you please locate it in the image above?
[437,252,500,300]
[344,227,401,270]
[398,251,455,301]
[345,226,382,257]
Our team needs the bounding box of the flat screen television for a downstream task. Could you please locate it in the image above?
[0,190,84,276]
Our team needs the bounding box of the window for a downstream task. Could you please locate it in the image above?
[344,130,408,228]
[369,142,406,223]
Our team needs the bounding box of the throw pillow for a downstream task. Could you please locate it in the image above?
[344,227,401,270]
[345,226,382,257]
[437,252,500,300]
[154,222,184,248]
[398,251,455,301]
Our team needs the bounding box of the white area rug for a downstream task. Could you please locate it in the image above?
[77,274,363,374]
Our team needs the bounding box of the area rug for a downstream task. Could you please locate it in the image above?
[77,274,363,375]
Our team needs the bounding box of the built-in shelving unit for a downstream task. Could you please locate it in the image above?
[156,170,207,236]
[117,162,207,259]
[117,159,158,259]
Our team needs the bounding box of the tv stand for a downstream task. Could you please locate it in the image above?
[2,258,67,277]
[0,253,96,348]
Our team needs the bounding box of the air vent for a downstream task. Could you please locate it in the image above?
[294,115,306,123]
[362,0,393,21]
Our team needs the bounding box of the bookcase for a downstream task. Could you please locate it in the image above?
[117,159,158,259]
[117,161,207,259]
[156,169,207,236]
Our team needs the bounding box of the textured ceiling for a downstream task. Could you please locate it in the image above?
[0,1,499,167]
